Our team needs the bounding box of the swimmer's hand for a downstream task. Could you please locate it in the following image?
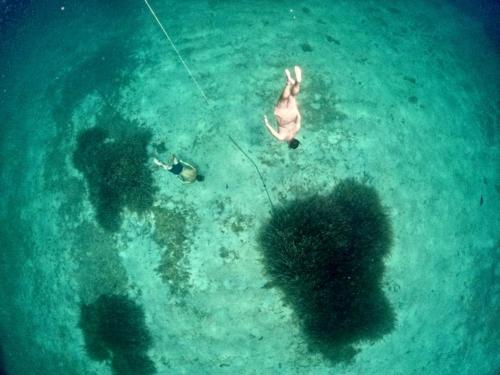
[153,158,164,167]
[263,114,284,141]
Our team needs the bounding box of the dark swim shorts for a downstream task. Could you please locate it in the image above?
[169,162,183,175]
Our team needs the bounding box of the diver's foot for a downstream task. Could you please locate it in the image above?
[294,65,302,83]
[285,69,295,85]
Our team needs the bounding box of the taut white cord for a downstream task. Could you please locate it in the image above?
[144,0,209,103]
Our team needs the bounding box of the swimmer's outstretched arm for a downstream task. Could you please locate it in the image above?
[263,115,286,141]
[295,112,301,131]
[153,158,171,170]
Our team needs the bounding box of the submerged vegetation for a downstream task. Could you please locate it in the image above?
[79,294,155,375]
[73,110,156,232]
[259,179,395,362]
[152,205,196,296]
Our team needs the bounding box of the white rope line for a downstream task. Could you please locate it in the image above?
[143,0,275,211]
[144,0,209,103]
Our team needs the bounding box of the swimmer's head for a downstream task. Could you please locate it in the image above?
[288,138,300,149]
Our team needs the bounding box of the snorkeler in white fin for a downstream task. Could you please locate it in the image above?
[264,65,302,149]
[153,154,204,184]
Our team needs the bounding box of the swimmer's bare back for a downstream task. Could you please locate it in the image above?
[275,94,298,118]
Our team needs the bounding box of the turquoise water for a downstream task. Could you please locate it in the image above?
[0,1,499,374]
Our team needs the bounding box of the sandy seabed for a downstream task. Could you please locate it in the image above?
[0,1,498,374]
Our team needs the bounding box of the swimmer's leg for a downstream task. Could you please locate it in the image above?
[291,66,302,96]
[277,69,295,106]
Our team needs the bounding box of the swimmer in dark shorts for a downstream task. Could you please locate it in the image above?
[153,154,204,183]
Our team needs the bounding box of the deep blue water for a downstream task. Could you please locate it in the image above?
[452,0,500,49]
